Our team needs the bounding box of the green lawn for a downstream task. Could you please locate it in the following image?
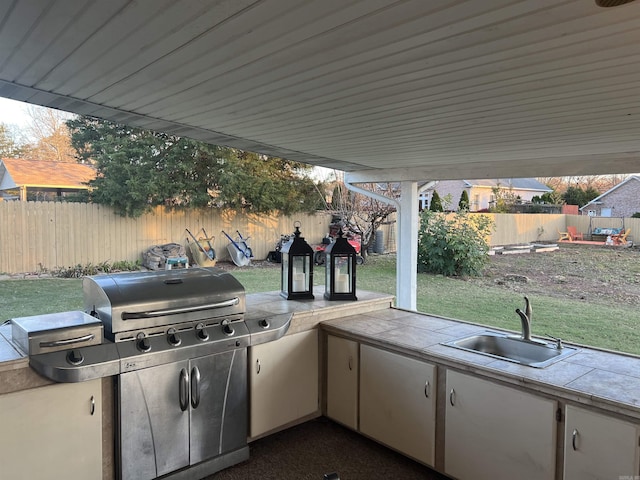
[2,256,638,356]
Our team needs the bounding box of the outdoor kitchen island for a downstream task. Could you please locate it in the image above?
[1,288,639,480]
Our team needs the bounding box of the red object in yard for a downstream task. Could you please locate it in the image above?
[314,233,363,265]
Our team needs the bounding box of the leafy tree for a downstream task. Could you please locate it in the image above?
[418,210,494,276]
[562,186,599,208]
[429,190,443,212]
[489,184,519,213]
[458,190,469,211]
[67,116,325,217]
[532,191,562,204]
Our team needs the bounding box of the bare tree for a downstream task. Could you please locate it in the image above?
[0,123,28,157]
[537,175,629,195]
[328,173,396,258]
[23,106,76,162]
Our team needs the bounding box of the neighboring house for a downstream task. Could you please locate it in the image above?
[0,158,96,201]
[579,175,640,217]
[420,178,552,211]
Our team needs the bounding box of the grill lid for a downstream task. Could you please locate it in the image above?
[83,267,245,338]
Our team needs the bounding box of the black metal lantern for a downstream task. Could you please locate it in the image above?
[280,222,314,300]
[324,230,357,301]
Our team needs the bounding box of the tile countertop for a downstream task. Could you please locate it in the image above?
[321,308,640,421]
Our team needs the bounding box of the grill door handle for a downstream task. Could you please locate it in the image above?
[191,366,201,409]
[179,368,189,411]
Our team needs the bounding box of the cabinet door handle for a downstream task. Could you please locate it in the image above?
[449,388,456,406]
[424,380,430,398]
[191,366,201,409]
[90,395,95,416]
[256,358,261,375]
[179,368,189,411]
[348,355,353,371]
[572,429,579,451]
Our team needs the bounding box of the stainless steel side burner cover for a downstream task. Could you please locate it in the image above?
[12,311,103,355]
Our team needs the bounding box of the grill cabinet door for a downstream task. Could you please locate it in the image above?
[119,360,190,480]
[189,348,248,464]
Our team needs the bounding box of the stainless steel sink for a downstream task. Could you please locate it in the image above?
[442,331,579,368]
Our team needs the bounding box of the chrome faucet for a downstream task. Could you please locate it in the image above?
[515,296,533,341]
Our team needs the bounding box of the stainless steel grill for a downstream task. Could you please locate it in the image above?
[26,266,290,480]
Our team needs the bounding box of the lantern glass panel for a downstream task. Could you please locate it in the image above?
[281,252,289,292]
[332,255,352,293]
[291,255,310,292]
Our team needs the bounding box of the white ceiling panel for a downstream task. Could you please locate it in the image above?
[1,0,639,180]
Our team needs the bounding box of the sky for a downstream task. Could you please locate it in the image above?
[0,97,34,127]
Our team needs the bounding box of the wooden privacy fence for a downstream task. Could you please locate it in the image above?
[1,202,638,274]
[482,213,639,246]
[0,202,336,274]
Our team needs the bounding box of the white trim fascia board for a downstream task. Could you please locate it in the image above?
[343,154,640,183]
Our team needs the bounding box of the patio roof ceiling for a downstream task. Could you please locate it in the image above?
[1,0,640,181]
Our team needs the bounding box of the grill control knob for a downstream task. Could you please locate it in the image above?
[167,328,181,346]
[221,319,234,336]
[195,323,209,341]
[258,319,270,329]
[67,349,84,365]
[136,334,151,352]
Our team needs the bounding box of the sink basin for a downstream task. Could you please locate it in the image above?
[442,332,579,368]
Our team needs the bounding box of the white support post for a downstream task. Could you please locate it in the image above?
[396,181,418,311]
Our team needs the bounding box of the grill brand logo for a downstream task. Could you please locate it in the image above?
[124,361,137,371]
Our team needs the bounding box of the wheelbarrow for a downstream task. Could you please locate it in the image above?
[185,228,217,267]
[221,230,253,267]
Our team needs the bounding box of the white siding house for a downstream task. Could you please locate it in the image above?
[420,179,552,211]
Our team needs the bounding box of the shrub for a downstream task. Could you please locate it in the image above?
[458,190,470,211]
[418,211,494,277]
[632,212,640,218]
[52,260,141,278]
[429,191,443,212]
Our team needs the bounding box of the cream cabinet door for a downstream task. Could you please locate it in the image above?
[326,335,358,429]
[359,345,436,466]
[249,329,318,438]
[564,404,640,480]
[445,370,556,480]
[0,379,102,480]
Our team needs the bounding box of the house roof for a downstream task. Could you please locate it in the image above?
[0,158,96,191]
[462,178,552,192]
[1,1,640,181]
[580,175,640,210]
[422,178,551,192]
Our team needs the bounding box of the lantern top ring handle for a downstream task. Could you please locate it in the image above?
[293,220,302,229]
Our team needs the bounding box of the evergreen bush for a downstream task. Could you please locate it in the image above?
[458,190,470,211]
[429,191,443,212]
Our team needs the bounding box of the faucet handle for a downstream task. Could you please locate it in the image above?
[545,333,563,350]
